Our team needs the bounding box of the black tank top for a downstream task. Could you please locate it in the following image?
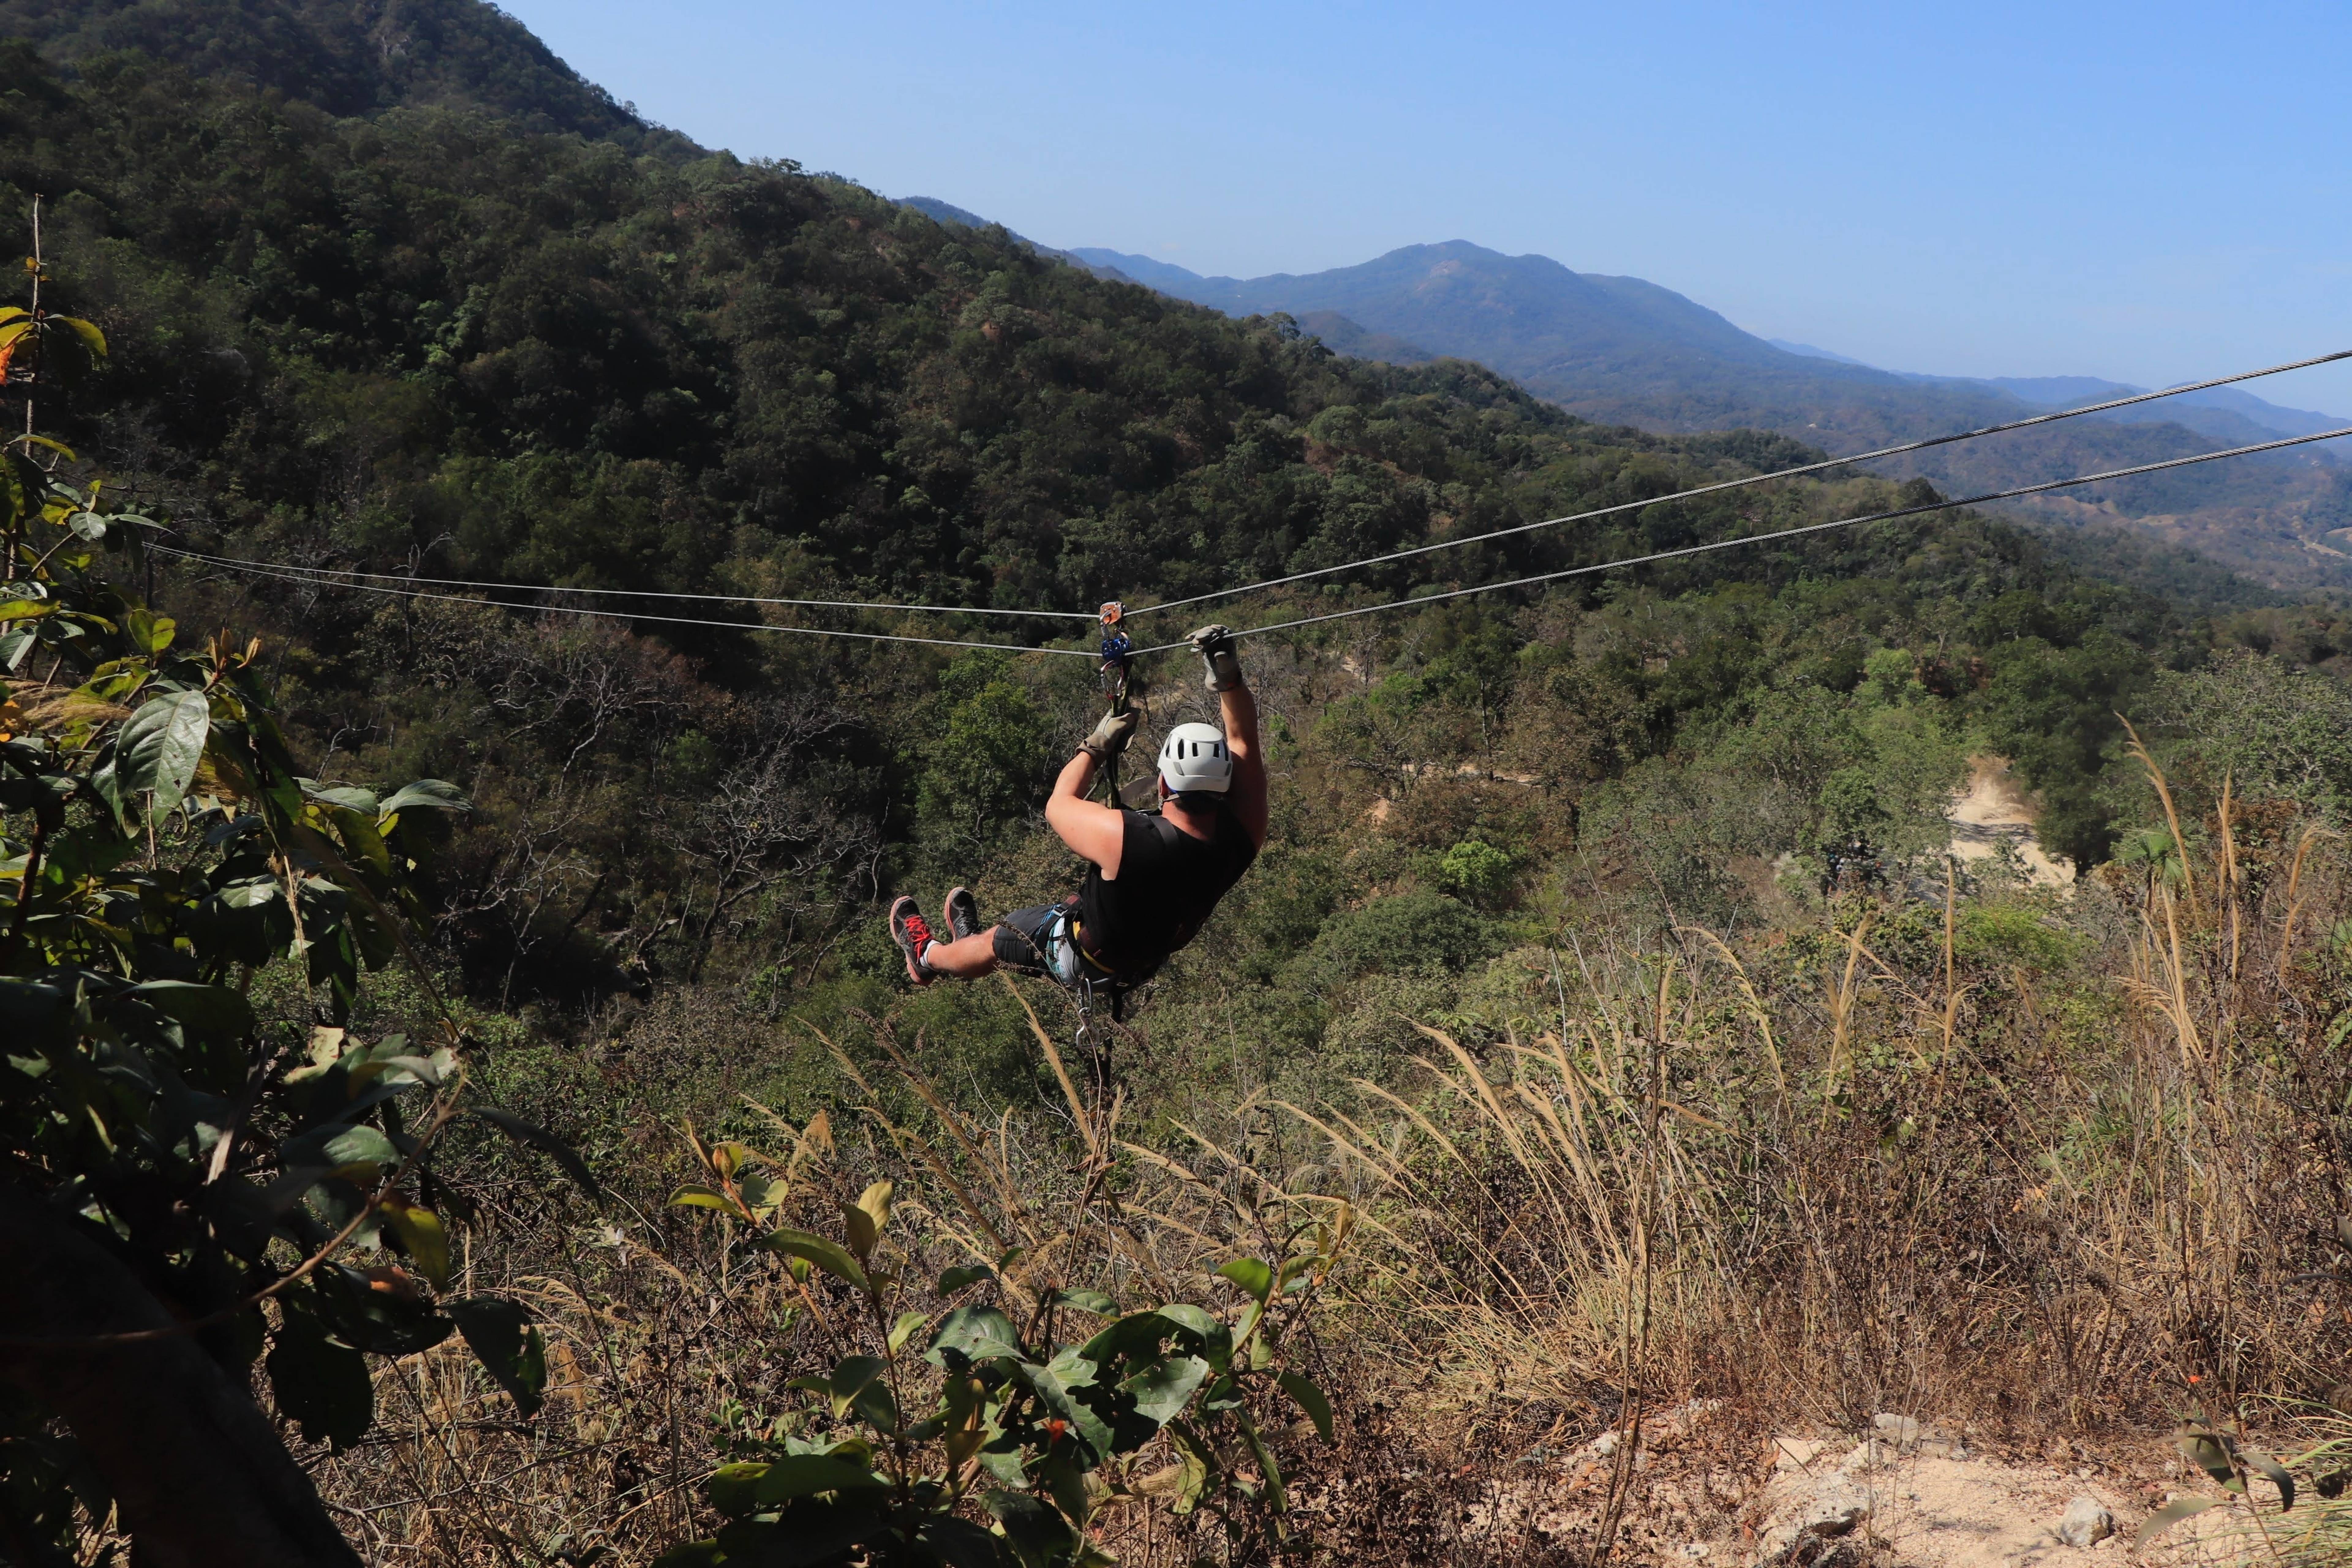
[1078,806,1259,973]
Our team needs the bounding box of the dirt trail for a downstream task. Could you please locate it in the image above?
[1759,1429,2141,1568]
[1443,1405,2239,1567]
[1947,758,2071,889]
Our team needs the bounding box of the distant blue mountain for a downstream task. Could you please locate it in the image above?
[1064,247,1207,292]
[1768,339,1875,367]
[897,198,1138,282]
[1059,239,2352,452]
[914,209,2352,582]
[1063,238,2352,582]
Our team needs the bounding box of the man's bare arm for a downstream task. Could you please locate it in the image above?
[1220,682,1269,849]
[1043,750,1126,875]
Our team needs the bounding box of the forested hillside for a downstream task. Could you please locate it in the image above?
[1078,239,2352,586]
[13,8,2352,1563]
[0,28,2339,1010]
[0,0,660,137]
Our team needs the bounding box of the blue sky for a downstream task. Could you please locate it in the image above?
[503,0,2352,411]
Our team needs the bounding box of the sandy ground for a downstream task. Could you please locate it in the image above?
[1425,1399,2299,1567]
[1947,758,2071,889]
[1758,1428,2140,1568]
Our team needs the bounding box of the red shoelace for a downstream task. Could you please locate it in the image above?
[900,912,936,953]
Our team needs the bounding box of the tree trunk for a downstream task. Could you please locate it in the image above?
[0,1189,361,1568]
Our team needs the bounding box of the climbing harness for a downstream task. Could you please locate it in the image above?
[1012,898,1142,1066]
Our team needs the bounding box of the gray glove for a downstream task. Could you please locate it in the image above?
[1078,706,1138,763]
[1185,624,1243,693]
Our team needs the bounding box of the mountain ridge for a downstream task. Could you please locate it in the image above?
[0,0,684,144]
[1061,238,2352,586]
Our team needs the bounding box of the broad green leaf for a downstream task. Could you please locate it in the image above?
[648,1543,725,1568]
[888,1309,929,1354]
[1234,1300,1265,1353]
[378,779,472,819]
[380,1200,451,1289]
[115,688,208,823]
[755,1453,888,1502]
[129,980,254,1038]
[446,1296,548,1418]
[266,1308,373,1450]
[668,1184,745,1216]
[1278,1370,1334,1440]
[472,1106,602,1201]
[1045,1346,1098,1390]
[1235,1407,1287,1512]
[1216,1257,1274,1303]
[1050,1287,1117,1317]
[2243,1448,2296,1510]
[851,1376,898,1432]
[706,1461,771,1518]
[1152,1303,1232,1369]
[284,1122,398,1177]
[1017,1360,1114,1461]
[767,1227,869,1292]
[914,1515,1004,1568]
[986,1491,1078,1568]
[828,1354,887,1418]
[937,1262,994,1293]
[928,1304,1023,1367]
[1123,1353,1211,1426]
[2136,1495,2221,1544]
[124,606,172,654]
[855,1178,893,1231]
[0,599,51,622]
[1166,1426,1213,1513]
[304,782,380,814]
[50,315,106,359]
[839,1199,878,1260]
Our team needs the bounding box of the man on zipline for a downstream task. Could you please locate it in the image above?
[888,625,1267,990]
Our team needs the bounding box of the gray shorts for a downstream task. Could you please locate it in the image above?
[992,901,1092,987]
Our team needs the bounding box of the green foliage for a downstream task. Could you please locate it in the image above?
[1435,838,1514,907]
[1980,630,2154,868]
[0,0,659,140]
[1954,903,2088,971]
[1818,766,1887,842]
[2142,649,2352,820]
[918,669,1054,852]
[1300,891,1495,982]
[0,303,579,1558]
[654,1186,1339,1567]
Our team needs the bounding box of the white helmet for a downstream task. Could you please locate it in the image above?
[1158,722,1233,794]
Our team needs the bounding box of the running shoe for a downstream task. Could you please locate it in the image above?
[943,886,982,943]
[888,896,936,985]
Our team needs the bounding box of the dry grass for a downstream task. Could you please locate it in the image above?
[303,764,2352,1564]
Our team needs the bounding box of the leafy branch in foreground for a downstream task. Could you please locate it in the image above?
[0,246,584,1564]
[655,1141,1345,1568]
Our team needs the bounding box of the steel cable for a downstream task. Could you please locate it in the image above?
[152,545,1102,657]
[1127,424,2352,655]
[150,546,1095,620]
[1119,347,2352,621]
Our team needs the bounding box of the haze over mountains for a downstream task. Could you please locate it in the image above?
[1050,237,2352,587]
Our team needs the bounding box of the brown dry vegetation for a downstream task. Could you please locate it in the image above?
[284,744,2352,1567]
